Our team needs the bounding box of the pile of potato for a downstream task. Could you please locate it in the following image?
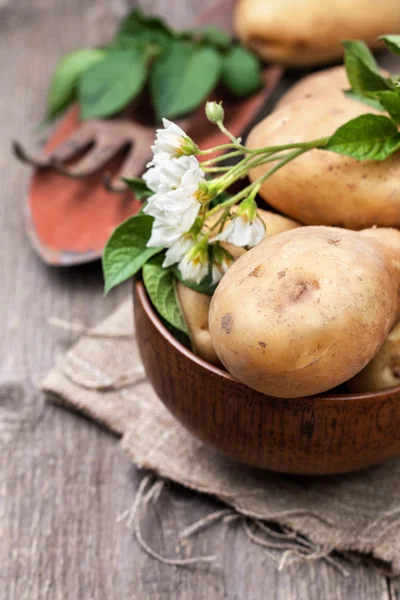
[179,66,400,398]
[234,0,400,67]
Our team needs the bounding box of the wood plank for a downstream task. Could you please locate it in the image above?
[0,0,393,597]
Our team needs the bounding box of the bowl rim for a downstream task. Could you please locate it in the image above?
[135,279,400,402]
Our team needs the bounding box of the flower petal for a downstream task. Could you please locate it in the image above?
[163,236,195,267]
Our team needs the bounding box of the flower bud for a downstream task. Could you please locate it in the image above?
[180,136,200,156]
[205,101,225,124]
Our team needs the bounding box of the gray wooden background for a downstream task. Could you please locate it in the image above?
[1,0,399,598]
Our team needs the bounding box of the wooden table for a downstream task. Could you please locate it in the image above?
[1,0,399,597]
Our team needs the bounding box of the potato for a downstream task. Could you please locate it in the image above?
[275,66,349,109]
[346,229,400,392]
[247,92,400,230]
[276,65,389,110]
[234,0,400,66]
[347,323,400,392]
[209,226,400,398]
[177,282,223,367]
[177,209,299,366]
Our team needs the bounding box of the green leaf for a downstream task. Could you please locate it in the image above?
[378,34,400,56]
[194,26,231,49]
[150,41,222,120]
[102,214,161,294]
[344,89,384,111]
[325,114,400,161]
[47,48,106,119]
[142,254,188,334]
[79,49,148,120]
[221,46,262,97]
[343,40,391,93]
[372,90,400,124]
[123,177,153,200]
[115,8,174,51]
[172,266,217,296]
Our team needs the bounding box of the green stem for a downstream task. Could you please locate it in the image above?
[203,166,231,173]
[206,147,307,218]
[208,207,231,233]
[229,150,292,177]
[248,137,329,156]
[201,150,245,166]
[215,120,241,144]
[215,150,277,189]
[201,135,328,182]
[198,143,241,156]
[206,182,255,218]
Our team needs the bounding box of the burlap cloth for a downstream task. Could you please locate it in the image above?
[43,299,400,575]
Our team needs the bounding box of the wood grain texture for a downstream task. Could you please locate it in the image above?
[0,0,395,597]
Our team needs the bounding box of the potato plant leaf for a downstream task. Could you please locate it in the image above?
[344,89,384,111]
[142,254,188,334]
[79,49,148,120]
[150,41,222,120]
[221,46,262,97]
[371,90,400,124]
[195,26,231,49]
[102,214,161,294]
[343,40,391,93]
[47,48,106,119]
[116,7,174,50]
[325,114,400,161]
[378,34,400,56]
[123,177,153,200]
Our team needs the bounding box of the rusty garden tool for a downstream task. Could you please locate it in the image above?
[13,116,158,193]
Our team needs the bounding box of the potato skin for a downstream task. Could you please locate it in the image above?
[275,65,389,110]
[209,226,400,398]
[247,93,400,230]
[275,66,349,109]
[177,282,222,367]
[177,209,299,366]
[347,323,400,392]
[346,228,400,393]
[234,0,400,66]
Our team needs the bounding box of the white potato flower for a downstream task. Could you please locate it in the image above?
[152,119,198,164]
[178,245,209,284]
[211,246,234,285]
[144,188,201,234]
[159,155,204,192]
[146,215,185,248]
[143,156,206,239]
[162,234,197,268]
[215,214,265,247]
[143,155,204,195]
[214,199,266,248]
[142,163,162,193]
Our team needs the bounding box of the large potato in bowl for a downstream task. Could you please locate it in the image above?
[209,226,400,398]
[234,0,400,66]
[247,94,400,230]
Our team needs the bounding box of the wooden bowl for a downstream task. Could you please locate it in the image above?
[134,280,400,475]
